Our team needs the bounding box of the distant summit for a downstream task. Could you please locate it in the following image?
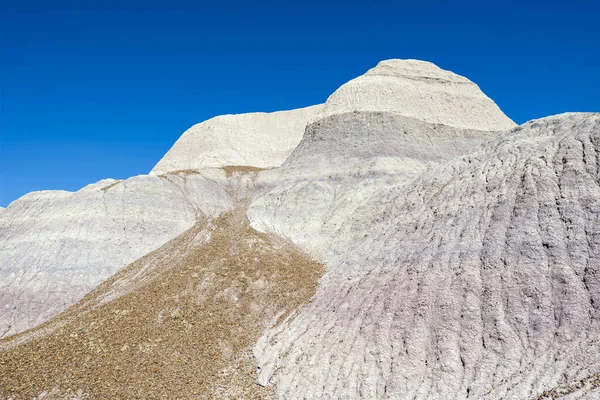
[317,59,517,131]
[152,59,516,177]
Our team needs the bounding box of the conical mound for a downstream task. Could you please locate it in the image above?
[317,59,516,131]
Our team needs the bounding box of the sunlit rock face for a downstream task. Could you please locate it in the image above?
[252,113,600,399]
[2,59,600,400]
[150,105,323,175]
[248,59,516,259]
[317,59,516,131]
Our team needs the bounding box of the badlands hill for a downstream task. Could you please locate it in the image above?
[316,59,517,131]
[0,174,232,338]
[151,105,322,175]
[1,59,599,400]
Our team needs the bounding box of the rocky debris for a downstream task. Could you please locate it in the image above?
[150,105,323,175]
[0,173,232,338]
[532,371,600,399]
[316,59,517,131]
[252,113,600,399]
[0,206,323,399]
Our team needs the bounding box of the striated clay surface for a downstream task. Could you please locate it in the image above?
[248,111,498,259]
[0,173,232,338]
[150,105,323,175]
[252,113,600,399]
[317,59,517,131]
[2,58,599,400]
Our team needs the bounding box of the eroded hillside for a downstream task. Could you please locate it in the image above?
[0,206,323,399]
[252,113,600,399]
[2,59,598,400]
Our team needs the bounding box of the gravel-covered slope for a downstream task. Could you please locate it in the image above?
[0,173,232,338]
[252,113,600,399]
[0,205,324,400]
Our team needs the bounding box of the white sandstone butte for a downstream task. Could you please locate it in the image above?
[1,59,599,400]
[150,105,323,175]
[317,59,516,131]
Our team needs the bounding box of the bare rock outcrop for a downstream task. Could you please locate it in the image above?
[150,105,322,175]
[248,111,499,258]
[316,59,517,131]
[252,113,600,399]
[248,59,517,258]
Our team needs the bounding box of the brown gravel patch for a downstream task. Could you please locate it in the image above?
[99,180,123,191]
[159,169,201,177]
[0,207,323,399]
[221,166,265,178]
[531,371,600,399]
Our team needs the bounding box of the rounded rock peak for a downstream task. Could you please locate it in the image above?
[150,105,323,175]
[366,59,471,83]
[317,58,517,132]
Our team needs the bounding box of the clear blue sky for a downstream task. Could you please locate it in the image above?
[1,0,598,206]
